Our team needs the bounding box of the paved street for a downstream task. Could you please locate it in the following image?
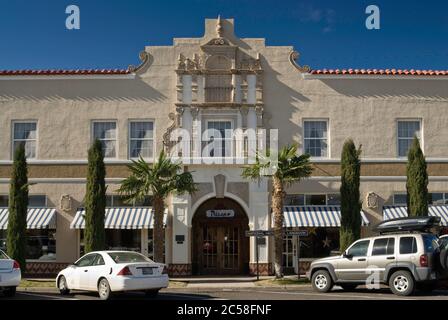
[6,286,448,301]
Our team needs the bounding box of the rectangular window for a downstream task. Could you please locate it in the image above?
[397,120,421,157]
[106,195,153,207]
[1,230,56,261]
[393,194,407,205]
[205,121,233,157]
[284,194,305,206]
[327,194,341,205]
[28,195,47,208]
[372,238,395,256]
[400,237,417,254]
[129,121,154,159]
[93,121,117,158]
[305,194,326,206]
[0,195,46,208]
[0,196,8,208]
[304,120,328,158]
[282,235,294,268]
[284,194,340,206]
[13,122,37,159]
[429,193,448,205]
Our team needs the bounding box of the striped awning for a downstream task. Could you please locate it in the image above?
[70,207,168,230]
[283,206,370,227]
[383,206,448,226]
[0,208,57,230]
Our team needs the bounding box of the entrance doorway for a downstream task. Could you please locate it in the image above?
[192,198,249,275]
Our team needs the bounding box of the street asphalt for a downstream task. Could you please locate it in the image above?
[6,285,448,300]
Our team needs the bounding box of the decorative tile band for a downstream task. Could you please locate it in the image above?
[25,262,70,278]
[168,263,192,276]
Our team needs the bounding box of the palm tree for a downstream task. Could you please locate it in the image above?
[118,151,196,263]
[242,144,313,278]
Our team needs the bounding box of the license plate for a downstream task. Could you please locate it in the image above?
[141,267,153,275]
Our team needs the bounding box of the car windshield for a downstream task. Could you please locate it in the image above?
[423,234,439,252]
[107,252,152,264]
[0,250,8,259]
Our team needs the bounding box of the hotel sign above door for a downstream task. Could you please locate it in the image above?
[206,209,235,218]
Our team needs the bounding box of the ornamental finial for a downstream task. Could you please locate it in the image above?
[216,15,223,37]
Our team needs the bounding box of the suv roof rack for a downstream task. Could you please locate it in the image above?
[373,216,441,235]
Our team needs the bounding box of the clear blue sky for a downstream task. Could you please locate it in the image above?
[0,0,447,70]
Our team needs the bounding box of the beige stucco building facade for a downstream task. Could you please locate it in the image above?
[1,18,447,276]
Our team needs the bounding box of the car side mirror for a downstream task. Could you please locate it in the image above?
[343,251,353,259]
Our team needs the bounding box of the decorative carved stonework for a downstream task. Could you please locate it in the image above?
[163,111,182,152]
[214,174,226,198]
[128,51,151,73]
[60,194,72,212]
[289,51,311,73]
[366,192,379,209]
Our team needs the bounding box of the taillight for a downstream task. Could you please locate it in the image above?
[420,254,428,267]
[162,265,168,275]
[13,260,20,270]
[117,266,133,276]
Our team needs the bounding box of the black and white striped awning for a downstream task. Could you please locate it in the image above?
[283,206,370,227]
[383,206,448,226]
[70,208,167,230]
[0,208,57,230]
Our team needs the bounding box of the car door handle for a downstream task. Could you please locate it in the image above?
[84,270,88,272]
[357,258,366,262]
[387,256,395,260]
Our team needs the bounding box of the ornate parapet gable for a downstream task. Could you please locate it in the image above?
[289,51,311,73]
[128,51,152,73]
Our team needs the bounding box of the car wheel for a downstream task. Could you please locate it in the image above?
[98,278,112,300]
[58,276,70,295]
[3,287,16,297]
[340,284,358,291]
[312,270,333,293]
[389,270,415,296]
[145,289,160,298]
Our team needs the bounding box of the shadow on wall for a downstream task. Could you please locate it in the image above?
[259,55,311,145]
[320,79,448,100]
[0,77,167,103]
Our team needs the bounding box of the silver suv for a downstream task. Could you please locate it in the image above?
[307,218,447,296]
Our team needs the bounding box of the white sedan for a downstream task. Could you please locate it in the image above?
[56,251,169,300]
[0,249,21,297]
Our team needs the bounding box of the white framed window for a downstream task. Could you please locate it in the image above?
[397,120,421,157]
[204,120,233,157]
[303,120,328,158]
[129,121,154,160]
[393,193,407,205]
[28,195,47,208]
[284,194,340,206]
[12,121,37,159]
[92,121,117,158]
[429,193,448,205]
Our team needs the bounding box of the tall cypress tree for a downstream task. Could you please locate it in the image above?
[340,139,362,252]
[84,140,106,253]
[406,136,428,216]
[7,144,28,273]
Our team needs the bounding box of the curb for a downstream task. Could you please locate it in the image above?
[18,287,58,293]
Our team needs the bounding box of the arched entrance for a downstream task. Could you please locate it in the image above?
[192,197,249,275]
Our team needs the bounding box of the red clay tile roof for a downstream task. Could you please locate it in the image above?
[309,69,448,76]
[0,69,131,76]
